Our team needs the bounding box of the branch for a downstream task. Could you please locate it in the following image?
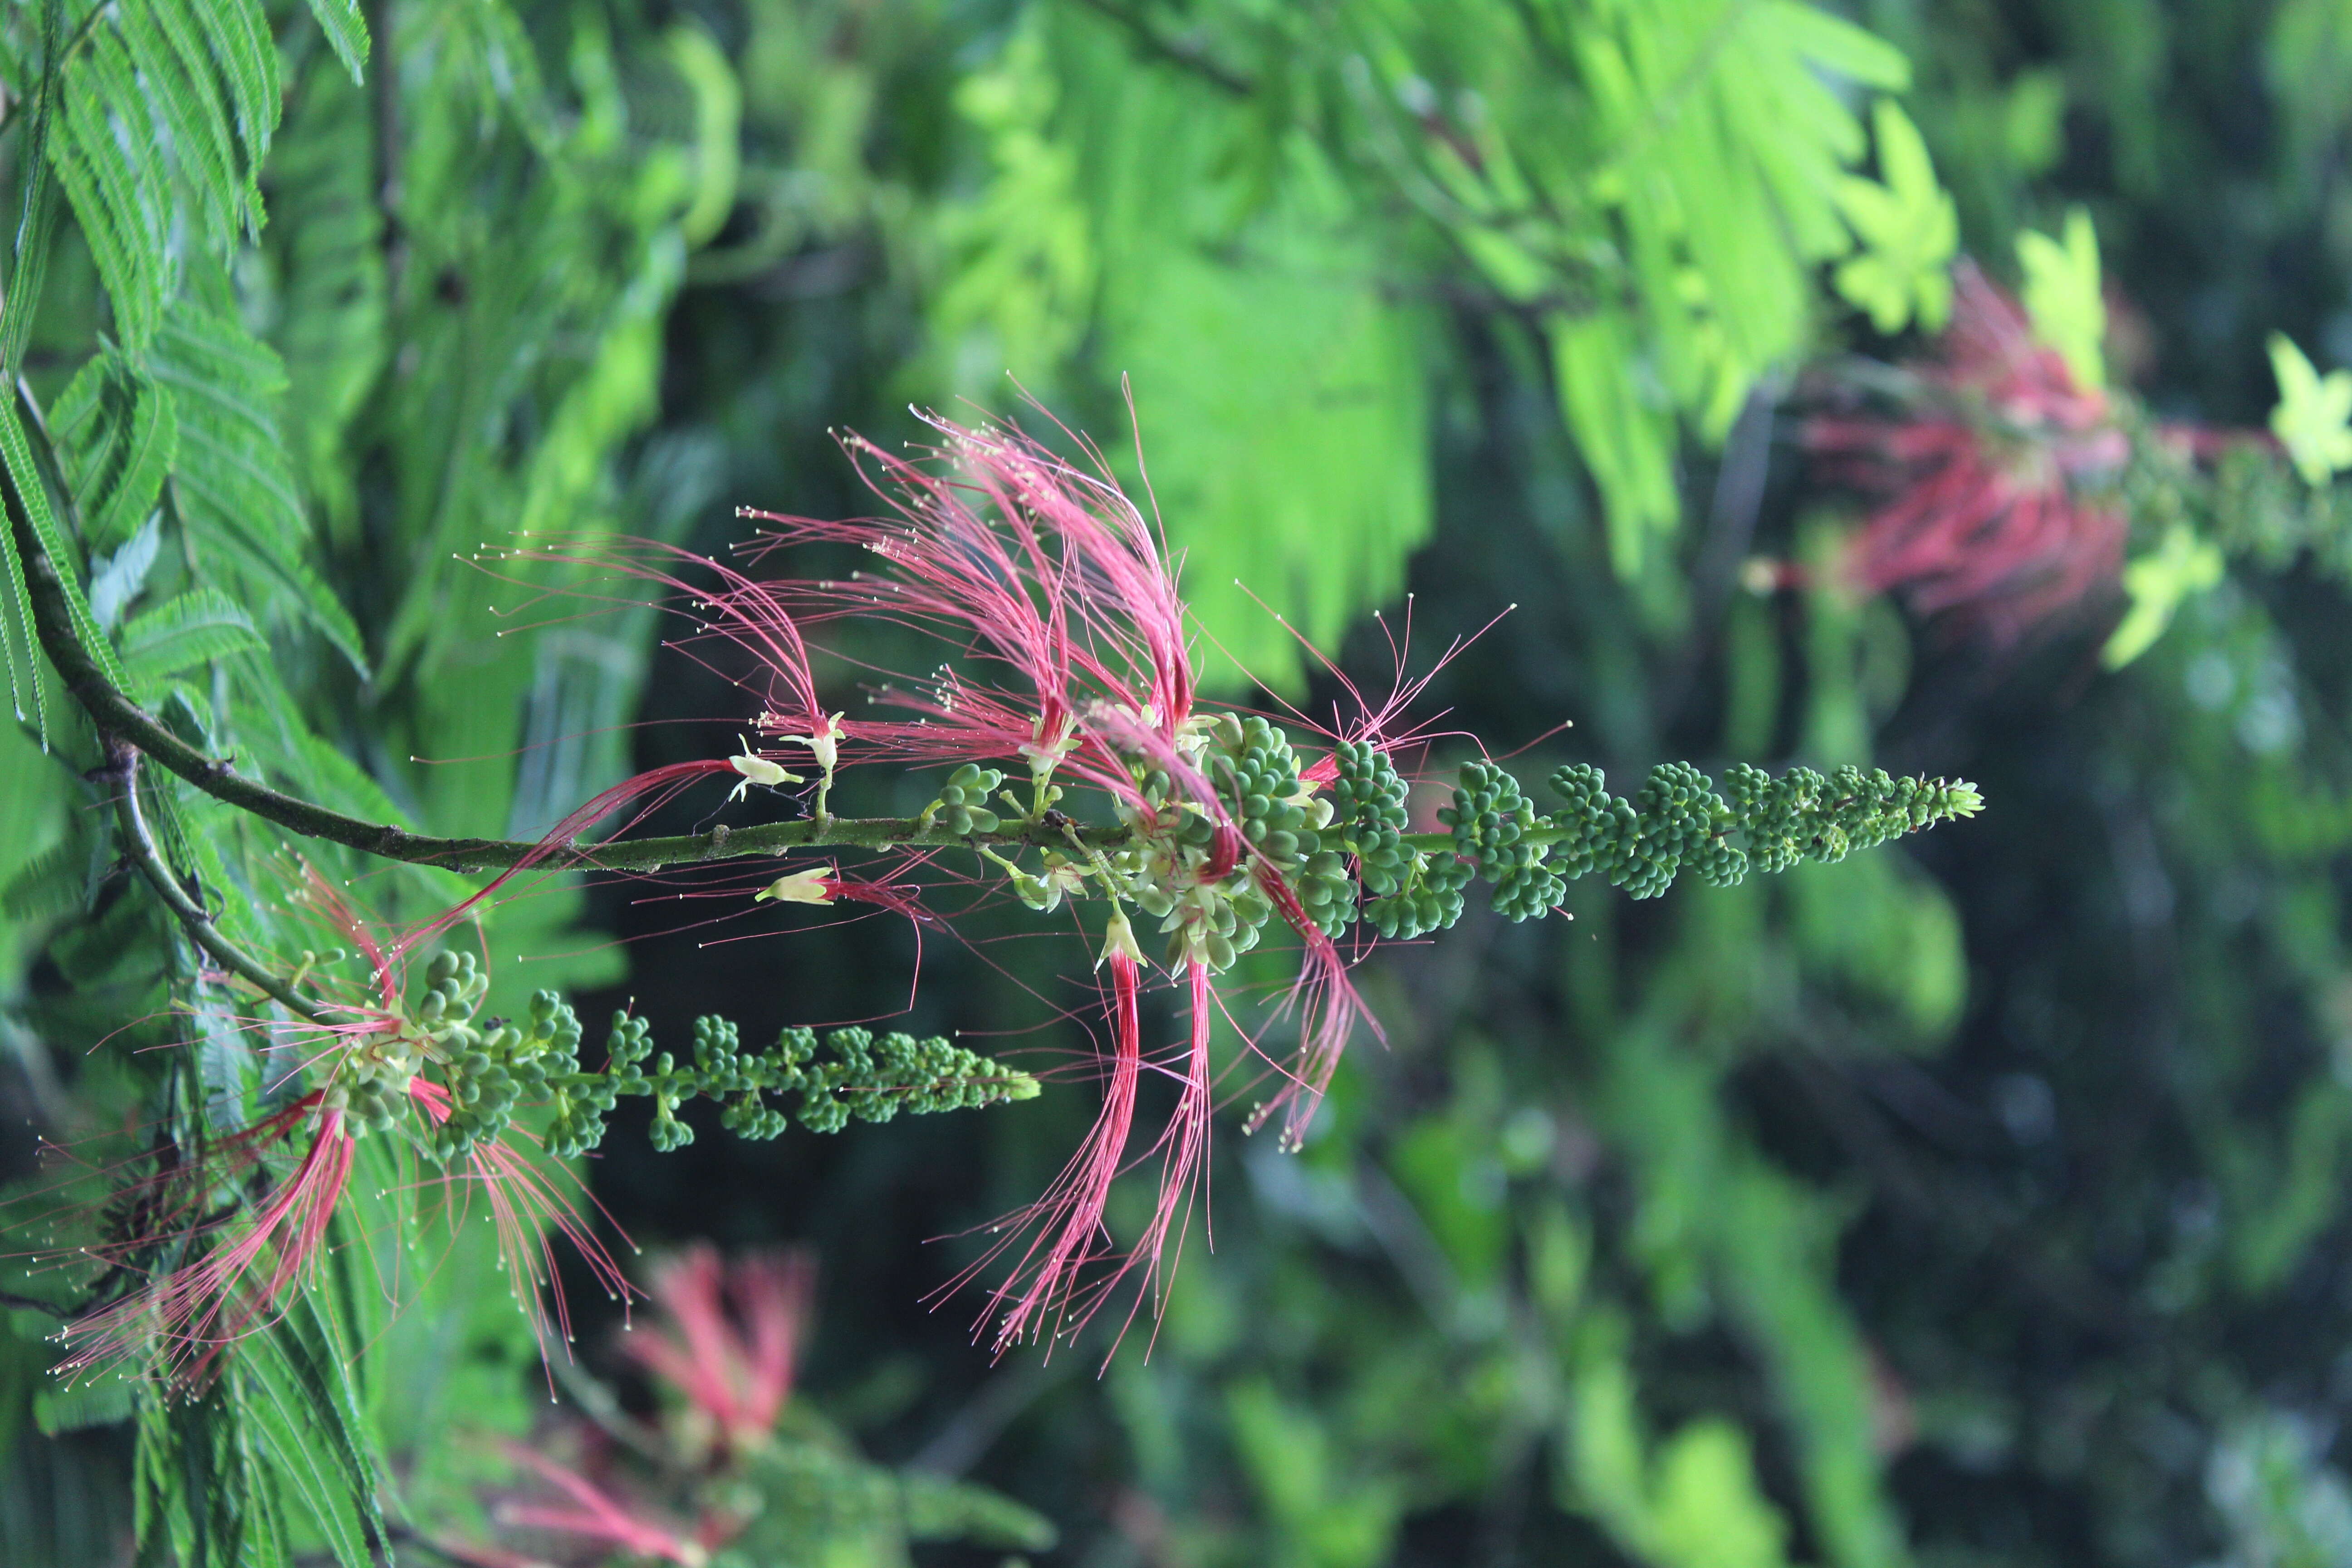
[0,1288,74,1318]
[11,500,1140,871]
[1069,0,1254,97]
[104,748,333,1025]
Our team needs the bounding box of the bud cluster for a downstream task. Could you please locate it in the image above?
[972,716,1981,952]
[1537,759,1982,906]
[1108,713,1346,972]
[317,957,1040,1166]
[328,949,490,1138]
[920,764,1009,837]
[598,1011,1039,1152]
[1328,743,1473,938]
[434,985,588,1161]
[1722,762,1981,873]
[1442,762,1567,920]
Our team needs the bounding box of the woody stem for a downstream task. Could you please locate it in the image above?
[105,748,332,1025]
[17,496,1470,878]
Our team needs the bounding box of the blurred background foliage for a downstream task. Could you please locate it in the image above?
[15,0,2352,1566]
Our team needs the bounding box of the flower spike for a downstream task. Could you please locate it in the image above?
[193,407,1979,1372]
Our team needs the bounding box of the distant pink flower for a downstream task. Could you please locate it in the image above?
[1805,262,2129,642]
[493,1444,710,1567]
[622,1245,812,1453]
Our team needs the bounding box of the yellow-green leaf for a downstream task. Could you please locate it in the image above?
[1832,99,1957,333]
[2266,331,2352,486]
[2018,206,2106,390]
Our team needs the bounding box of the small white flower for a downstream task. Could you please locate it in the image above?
[1098,905,1146,970]
[754,866,834,905]
[1019,712,1078,779]
[727,735,804,803]
[1173,713,1219,764]
[782,711,847,774]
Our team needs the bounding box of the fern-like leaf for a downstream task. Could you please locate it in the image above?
[54,350,180,554]
[301,0,372,85]
[49,0,284,346]
[119,588,264,689]
[2,836,97,922]
[236,1291,388,1568]
[0,392,133,750]
[51,25,174,348]
[269,49,388,537]
[148,303,368,672]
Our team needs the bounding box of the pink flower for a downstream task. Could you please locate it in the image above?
[499,412,1376,1357]
[54,1092,358,1386]
[1804,263,2130,642]
[968,951,1144,1352]
[621,1245,812,1453]
[49,872,630,1385]
[492,1443,710,1567]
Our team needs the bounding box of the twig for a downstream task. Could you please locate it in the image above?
[14,484,1459,879]
[12,493,1148,869]
[546,1352,676,1472]
[104,747,333,1025]
[1070,0,1254,96]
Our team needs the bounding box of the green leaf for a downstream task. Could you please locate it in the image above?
[1111,245,1432,691]
[2017,206,2107,390]
[1551,307,1681,578]
[236,1293,388,1568]
[902,1470,1060,1551]
[942,15,1431,691]
[2104,522,2227,668]
[1832,99,1957,333]
[2266,332,2352,486]
[1645,1420,1793,1568]
[666,24,741,246]
[148,303,369,673]
[270,44,388,539]
[34,1372,137,1435]
[126,0,274,250]
[49,0,284,338]
[1,0,68,377]
[3,836,93,921]
[89,515,165,631]
[53,350,180,555]
[51,25,173,349]
[302,0,371,85]
[137,1384,259,1568]
[0,389,135,748]
[192,984,261,1130]
[119,588,265,688]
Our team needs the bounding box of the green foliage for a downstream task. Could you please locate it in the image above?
[21,3,2352,1568]
[2268,331,2352,486]
[725,1428,1059,1563]
[116,588,263,692]
[52,351,175,555]
[1355,0,1914,573]
[147,300,367,669]
[47,0,280,352]
[2105,519,2226,667]
[1833,99,1959,333]
[928,0,1939,664]
[0,0,766,1557]
[2018,204,2107,390]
